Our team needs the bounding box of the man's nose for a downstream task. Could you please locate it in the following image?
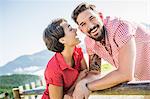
[87,22,94,30]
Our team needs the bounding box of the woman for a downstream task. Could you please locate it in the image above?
[42,18,89,99]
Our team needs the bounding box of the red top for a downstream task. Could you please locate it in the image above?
[42,46,83,99]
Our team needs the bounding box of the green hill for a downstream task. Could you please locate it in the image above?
[0,74,41,98]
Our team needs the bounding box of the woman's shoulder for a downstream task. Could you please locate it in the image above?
[45,54,61,72]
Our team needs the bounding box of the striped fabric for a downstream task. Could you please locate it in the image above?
[85,17,150,80]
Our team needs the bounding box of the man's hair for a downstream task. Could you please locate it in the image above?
[43,18,66,52]
[71,2,95,24]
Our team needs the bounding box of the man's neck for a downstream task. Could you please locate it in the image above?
[99,26,106,45]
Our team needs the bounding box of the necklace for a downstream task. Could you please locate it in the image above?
[71,56,75,67]
[102,26,112,56]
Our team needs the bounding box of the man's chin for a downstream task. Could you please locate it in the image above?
[90,36,101,41]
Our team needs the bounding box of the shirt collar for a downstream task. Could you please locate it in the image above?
[55,53,69,70]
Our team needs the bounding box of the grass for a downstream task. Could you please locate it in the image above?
[101,63,113,73]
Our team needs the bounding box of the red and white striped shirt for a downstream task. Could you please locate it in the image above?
[85,17,150,80]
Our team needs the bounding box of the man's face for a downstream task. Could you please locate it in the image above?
[77,9,104,41]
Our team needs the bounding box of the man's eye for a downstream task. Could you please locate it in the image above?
[81,23,85,27]
[90,17,95,20]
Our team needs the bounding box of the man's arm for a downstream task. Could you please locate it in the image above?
[87,38,136,91]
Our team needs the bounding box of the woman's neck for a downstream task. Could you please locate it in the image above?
[61,46,75,67]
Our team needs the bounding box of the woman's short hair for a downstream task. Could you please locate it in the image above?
[43,18,67,52]
[71,2,95,24]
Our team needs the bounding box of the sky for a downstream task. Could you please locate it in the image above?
[0,0,149,67]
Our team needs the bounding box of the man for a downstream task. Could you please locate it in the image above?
[71,2,150,99]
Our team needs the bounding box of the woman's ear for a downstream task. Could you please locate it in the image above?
[59,37,65,44]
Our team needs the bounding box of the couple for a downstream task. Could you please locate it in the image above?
[42,2,150,99]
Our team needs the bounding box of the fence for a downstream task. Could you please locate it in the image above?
[12,80,45,99]
[12,80,150,99]
[0,92,9,99]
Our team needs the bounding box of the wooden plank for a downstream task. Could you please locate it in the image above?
[20,82,150,96]
[20,86,45,96]
[92,82,150,95]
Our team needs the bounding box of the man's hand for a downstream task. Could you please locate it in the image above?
[73,79,91,99]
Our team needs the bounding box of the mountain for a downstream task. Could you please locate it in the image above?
[0,50,54,75]
[0,44,86,76]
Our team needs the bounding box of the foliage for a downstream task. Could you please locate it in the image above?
[101,63,113,73]
[0,74,41,98]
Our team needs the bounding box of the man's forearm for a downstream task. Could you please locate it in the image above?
[89,54,101,73]
[87,70,131,91]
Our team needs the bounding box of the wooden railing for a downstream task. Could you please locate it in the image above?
[12,81,150,99]
[12,80,45,99]
[92,81,150,95]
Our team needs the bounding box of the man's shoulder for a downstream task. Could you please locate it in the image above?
[104,16,125,33]
[104,16,121,26]
[104,16,134,26]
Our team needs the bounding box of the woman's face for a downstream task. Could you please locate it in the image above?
[60,21,81,46]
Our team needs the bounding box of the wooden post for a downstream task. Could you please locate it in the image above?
[41,79,46,86]
[12,88,21,99]
[40,80,43,86]
[36,80,41,87]
[25,84,31,99]
[18,86,24,93]
[4,92,9,99]
[31,82,36,99]
[25,84,30,90]
[31,82,36,89]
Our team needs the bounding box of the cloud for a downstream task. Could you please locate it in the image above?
[14,66,40,73]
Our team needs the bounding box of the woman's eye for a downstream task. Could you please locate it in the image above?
[70,28,73,31]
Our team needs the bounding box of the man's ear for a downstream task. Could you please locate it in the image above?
[98,12,104,22]
[59,37,65,44]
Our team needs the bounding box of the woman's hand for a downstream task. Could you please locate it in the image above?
[73,79,91,99]
[64,94,73,99]
[77,69,88,82]
[66,69,88,94]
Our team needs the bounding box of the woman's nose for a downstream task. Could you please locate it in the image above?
[73,28,77,32]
